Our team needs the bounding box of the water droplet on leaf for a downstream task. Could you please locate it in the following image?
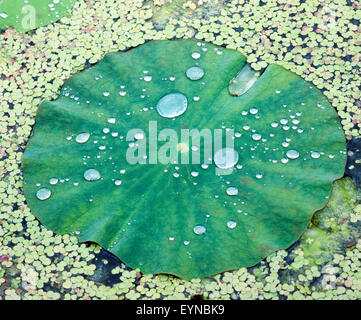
[156,93,188,118]
[226,187,238,196]
[227,221,237,229]
[75,132,90,144]
[186,67,204,80]
[191,52,201,59]
[36,188,51,200]
[84,169,101,181]
[214,148,239,169]
[193,225,206,235]
[286,150,300,159]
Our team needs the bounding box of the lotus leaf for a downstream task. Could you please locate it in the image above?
[23,40,346,279]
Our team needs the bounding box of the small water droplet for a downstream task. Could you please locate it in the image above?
[36,188,51,200]
[214,148,239,169]
[184,240,190,245]
[75,132,90,143]
[226,187,238,196]
[256,174,263,179]
[103,92,109,97]
[84,169,101,181]
[186,67,204,80]
[134,132,145,140]
[227,221,237,229]
[252,133,262,141]
[250,108,258,114]
[193,225,206,235]
[114,180,122,186]
[107,118,116,124]
[286,150,299,159]
[49,178,58,185]
[144,75,152,82]
[311,151,320,159]
[191,171,199,177]
[280,119,288,125]
[173,173,180,178]
[191,52,201,59]
[156,93,188,118]
[119,91,127,96]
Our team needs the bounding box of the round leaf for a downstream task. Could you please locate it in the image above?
[23,40,346,279]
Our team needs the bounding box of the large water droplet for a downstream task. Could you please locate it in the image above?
[186,67,204,80]
[214,148,239,169]
[226,187,238,196]
[286,150,299,159]
[156,93,188,118]
[144,75,152,82]
[84,169,101,181]
[36,188,51,200]
[193,225,206,235]
[75,132,90,144]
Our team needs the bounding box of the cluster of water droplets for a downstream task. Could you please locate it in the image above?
[34,45,346,252]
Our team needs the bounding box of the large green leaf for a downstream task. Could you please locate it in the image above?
[0,0,77,32]
[22,40,346,279]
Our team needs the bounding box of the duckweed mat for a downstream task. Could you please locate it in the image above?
[0,0,360,300]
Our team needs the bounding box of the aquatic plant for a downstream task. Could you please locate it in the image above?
[22,40,346,279]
